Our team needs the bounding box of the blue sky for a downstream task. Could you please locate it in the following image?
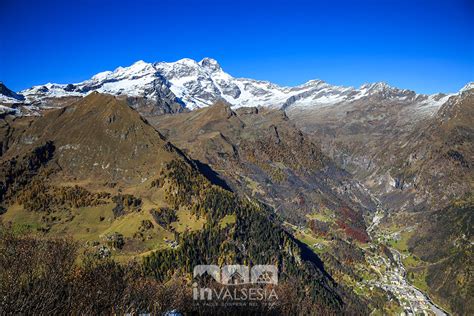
[0,0,472,94]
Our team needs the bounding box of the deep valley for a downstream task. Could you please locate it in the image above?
[0,58,472,315]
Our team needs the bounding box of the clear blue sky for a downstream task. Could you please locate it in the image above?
[0,0,472,94]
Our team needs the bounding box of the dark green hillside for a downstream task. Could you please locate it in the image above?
[144,158,367,314]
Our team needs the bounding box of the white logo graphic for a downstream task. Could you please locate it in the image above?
[192,264,279,303]
[193,264,278,285]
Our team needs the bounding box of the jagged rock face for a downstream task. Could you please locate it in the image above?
[288,94,449,177]
[290,84,474,212]
[376,88,474,211]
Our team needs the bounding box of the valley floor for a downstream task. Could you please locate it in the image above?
[367,211,448,316]
[290,207,451,315]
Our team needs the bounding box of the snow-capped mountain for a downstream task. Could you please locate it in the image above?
[2,58,467,116]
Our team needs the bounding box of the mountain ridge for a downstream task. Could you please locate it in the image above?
[1,58,469,116]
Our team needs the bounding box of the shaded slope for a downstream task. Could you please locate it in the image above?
[150,101,376,238]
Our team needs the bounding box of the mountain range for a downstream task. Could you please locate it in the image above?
[1,58,467,115]
[2,58,471,215]
[0,58,472,315]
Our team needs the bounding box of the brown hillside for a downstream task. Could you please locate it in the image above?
[149,101,376,231]
[3,92,179,185]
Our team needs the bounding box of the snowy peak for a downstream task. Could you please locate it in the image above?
[91,60,154,82]
[360,82,391,92]
[351,82,419,103]
[359,81,413,95]
[301,79,328,87]
[199,57,222,73]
